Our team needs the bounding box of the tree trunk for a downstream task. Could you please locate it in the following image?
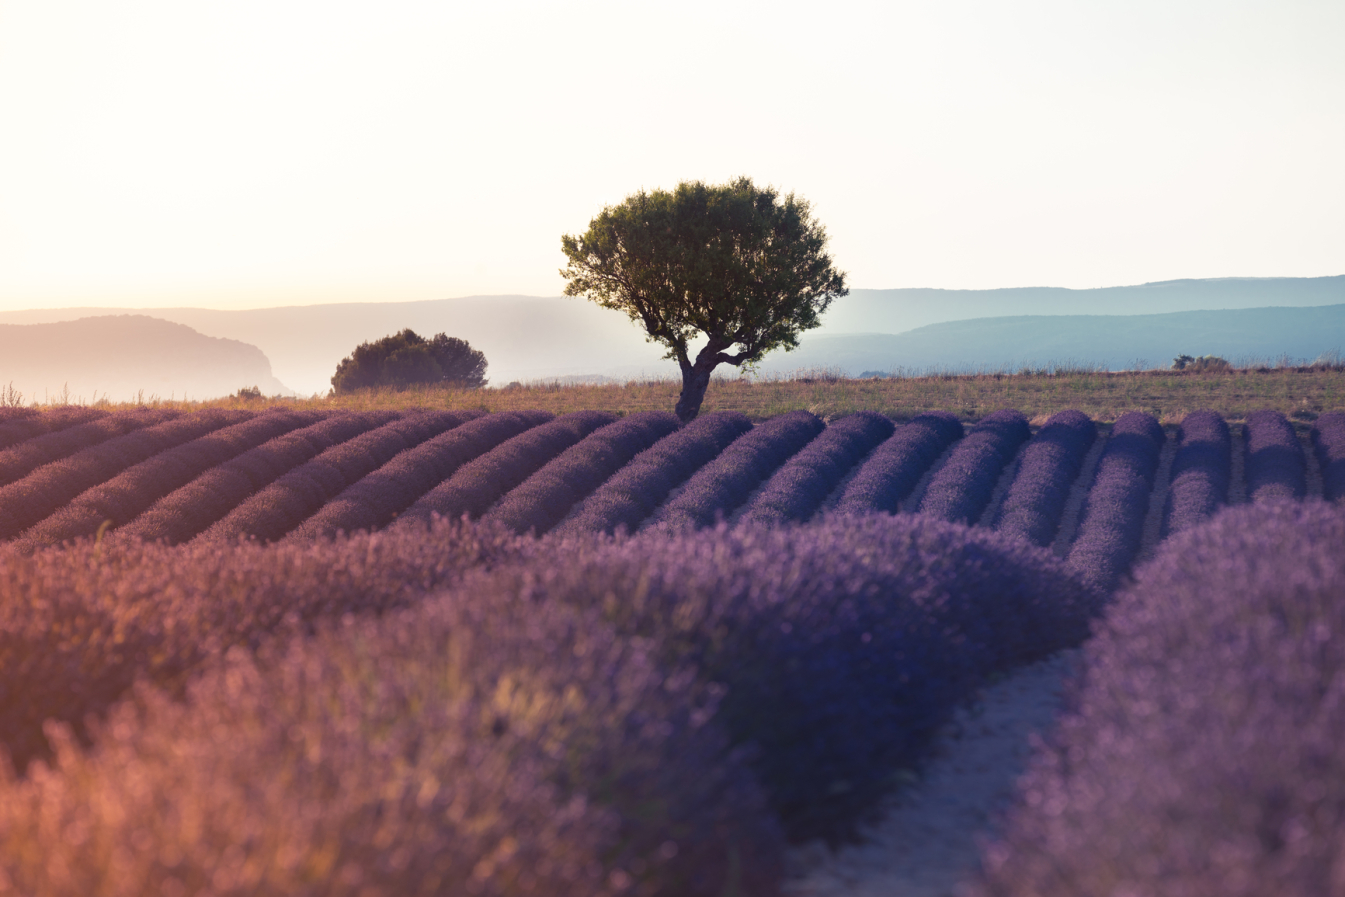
[675,362,715,422]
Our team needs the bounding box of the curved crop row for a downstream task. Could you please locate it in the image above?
[0,409,251,542]
[1065,412,1166,592]
[397,411,617,527]
[994,409,1097,546]
[0,406,106,452]
[0,408,179,488]
[0,513,1097,896]
[739,411,895,526]
[554,412,754,537]
[653,410,825,530]
[485,411,682,536]
[978,501,1345,897]
[203,411,472,544]
[465,514,1099,847]
[918,409,1032,524]
[118,412,392,545]
[1311,410,1345,501]
[1242,410,1306,503]
[834,411,964,514]
[17,410,321,549]
[1160,410,1230,538]
[291,410,549,540]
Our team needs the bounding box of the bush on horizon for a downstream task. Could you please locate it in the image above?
[330,329,488,394]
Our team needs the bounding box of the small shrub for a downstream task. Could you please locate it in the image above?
[331,329,488,394]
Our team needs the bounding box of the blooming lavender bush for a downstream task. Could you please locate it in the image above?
[1160,409,1230,538]
[203,411,471,543]
[738,411,895,526]
[0,407,178,488]
[1311,410,1345,501]
[291,410,548,539]
[485,411,682,535]
[0,516,531,771]
[554,412,754,536]
[18,409,318,549]
[993,409,1097,546]
[516,515,1098,844]
[0,405,106,452]
[0,408,250,542]
[120,411,393,544]
[1243,410,1307,503]
[977,501,1345,897]
[398,410,617,527]
[1065,411,1165,592]
[834,411,964,514]
[654,410,824,530]
[918,409,1031,524]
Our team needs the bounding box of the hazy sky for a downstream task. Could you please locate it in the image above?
[2,0,1341,312]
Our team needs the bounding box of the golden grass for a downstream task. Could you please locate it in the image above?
[58,367,1345,425]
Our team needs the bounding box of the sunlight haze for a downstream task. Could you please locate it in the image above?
[1,0,1341,311]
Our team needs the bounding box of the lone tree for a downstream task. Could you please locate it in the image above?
[561,176,847,421]
[331,329,487,394]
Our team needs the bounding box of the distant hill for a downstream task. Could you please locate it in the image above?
[759,305,1345,376]
[0,315,292,403]
[819,276,1345,334]
[0,276,1340,390]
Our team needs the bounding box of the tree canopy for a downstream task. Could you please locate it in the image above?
[330,329,487,394]
[560,176,847,420]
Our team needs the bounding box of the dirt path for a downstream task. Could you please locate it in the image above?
[784,650,1081,897]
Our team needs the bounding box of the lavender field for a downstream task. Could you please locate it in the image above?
[0,404,1340,895]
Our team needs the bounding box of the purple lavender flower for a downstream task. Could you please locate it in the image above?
[485,411,682,535]
[918,409,1031,524]
[1311,410,1345,501]
[1065,411,1165,592]
[1160,410,1230,538]
[1243,409,1306,503]
[994,409,1097,546]
[835,411,964,514]
[653,410,824,529]
[555,411,754,536]
[739,411,895,526]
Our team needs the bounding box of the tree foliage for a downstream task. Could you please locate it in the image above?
[331,330,487,395]
[561,177,847,420]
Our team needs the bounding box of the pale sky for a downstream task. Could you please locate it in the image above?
[1,0,1342,312]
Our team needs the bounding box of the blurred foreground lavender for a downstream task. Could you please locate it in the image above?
[977,500,1345,897]
[0,513,1096,896]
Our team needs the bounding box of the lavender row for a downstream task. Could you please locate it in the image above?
[1160,410,1230,538]
[485,411,682,536]
[118,411,391,545]
[834,411,965,514]
[18,410,320,549]
[1242,410,1307,503]
[0,524,777,897]
[459,514,1099,845]
[918,409,1032,524]
[0,517,530,774]
[203,411,472,544]
[978,501,1345,897]
[0,409,251,542]
[0,407,178,488]
[0,514,1097,894]
[1065,412,1165,592]
[397,410,617,527]
[993,409,1097,546]
[654,410,825,530]
[1311,410,1345,501]
[0,405,106,452]
[554,411,754,537]
[291,410,549,539]
[739,411,895,526]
